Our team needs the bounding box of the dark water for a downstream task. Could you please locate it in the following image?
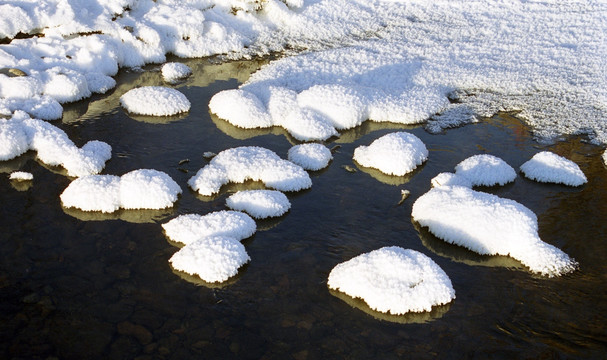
[1,57,606,359]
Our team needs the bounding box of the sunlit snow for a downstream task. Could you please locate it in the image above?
[520,151,587,187]
[162,211,256,247]
[9,171,32,181]
[169,235,250,284]
[455,154,516,187]
[61,169,182,212]
[226,190,291,219]
[353,132,428,176]
[120,86,190,116]
[287,143,332,171]
[328,247,455,315]
[161,62,192,83]
[188,146,312,196]
[412,185,578,277]
[431,172,472,189]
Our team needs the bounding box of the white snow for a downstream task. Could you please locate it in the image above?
[353,132,428,176]
[287,143,332,171]
[9,171,33,180]
[455,154,516,187]
[0,111,111,177]
[161,62,192,83]
[120,86,190,116]
[328,247,455,315]
[603,150,607,166]
[431,172,472,189]
[169,235,250,283]
[411,185,578,277]
[60,169,182,213]
[188,146,312,196]
[162,210,256,246]
[520,151,587,187]
[226,190,291,219]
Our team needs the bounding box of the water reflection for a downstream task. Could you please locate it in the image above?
[170,265,248,289]
[354,160,423,186]
[63,206,175,224]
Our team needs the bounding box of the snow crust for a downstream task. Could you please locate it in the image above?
[520,151,587,187]
[455,154,516,187]
[162,211,256,246]
[226,190,291,219]
[9,171,33,180]
[60,169,181,212]
[431,172,472,189]
[287,143,332,171]
[169,235,250,283]
[412,185,578,277]
[328,247,455,315]
[120,86,190,116]
[353,132,428,176]
[0,111,111,177]
[188,146,312,196]
[161,62,192,83]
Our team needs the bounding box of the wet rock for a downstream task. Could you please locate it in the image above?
[117,321,154,345]
[0,67,27,77]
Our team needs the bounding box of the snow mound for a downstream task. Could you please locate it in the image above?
[520,151,587,186]
[455,154,516,186]
[0,112,111,177]
[188,146,312,196]
[431,172,472,188]
[162,211,256,246]
[161,62,192,83]
[169,236,250,283]
[328,247,455,315]
[353,132,428,176]
[287,143,332,171]
[61,169,181,213]
[226,190,291,219]
[412,185,578,277]
[9,171,33,180]
[120,86,190,116]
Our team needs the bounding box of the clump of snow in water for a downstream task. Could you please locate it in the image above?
[603,150,607,166]
[161,62,192,83]
[455,154,516,187]
[162,211,256,246]
[431,172,472,188]
[0,111,111,177]
[120,86,190,116]
[353,132,428,176]
[9,171,33,180]
[188,146,312,196]
[287,143,332,171]
[226,190,291,219]
[60,169,182,213]
[520,151,587,187]
[412,185,578,277]
[328,247,455,315]
[169,236,250,283]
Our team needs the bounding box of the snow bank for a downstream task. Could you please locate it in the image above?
[412,185,578,277]
[9,171,33,180]
[328,247,455,315]
[162,210,256,246]
[188,146,312,196]
[161,62,192,83]
[0,112,111,177]
[455,154,516,187]
[169,235,250,283]
[353,132,428,176]
[520,151,587,186]
[120,86,190,116]
[226,190,291,219]
[431,172,472,188]
[287,143,332,171]
[61,169,181,212]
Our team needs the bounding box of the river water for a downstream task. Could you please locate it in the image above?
[1,56,606,359]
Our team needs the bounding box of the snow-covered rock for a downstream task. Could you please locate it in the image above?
[9,171,33,180]
[328,247,455,315]
[431,172,472,188]
[226,190,291,219]
[455,154,516,187]
[412,185,578,277]
[520,151,587,186]
[353,132,428,176]
[161,62,192,83]
[162,211,256,246]
[120,86,190,116]
[287,143,332,171]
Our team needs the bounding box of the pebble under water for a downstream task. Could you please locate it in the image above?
[1,57,606,359]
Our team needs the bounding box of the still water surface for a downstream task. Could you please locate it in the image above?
[1,57,606,359]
